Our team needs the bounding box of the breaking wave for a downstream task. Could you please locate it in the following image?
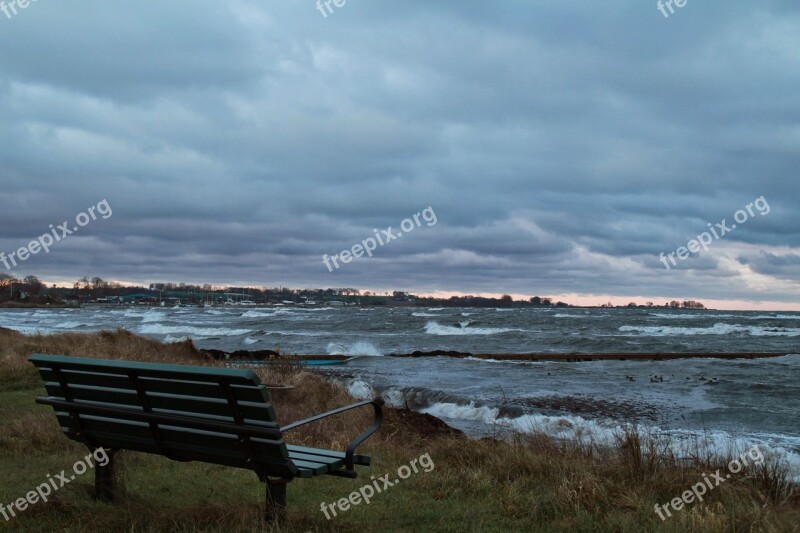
[424,320,518,336]
[137,324,252,337]
[326,341,383,356]
[620,323,800,337]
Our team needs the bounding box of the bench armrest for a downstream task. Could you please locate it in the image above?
[281,397,384,472]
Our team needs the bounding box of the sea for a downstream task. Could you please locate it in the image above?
[2,305,799,479]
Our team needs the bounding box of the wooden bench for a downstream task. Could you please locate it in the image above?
[29,354,384,521]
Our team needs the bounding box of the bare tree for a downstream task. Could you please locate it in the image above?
[23,275,44,296]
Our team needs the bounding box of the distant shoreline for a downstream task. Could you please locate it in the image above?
[0,302,76,308]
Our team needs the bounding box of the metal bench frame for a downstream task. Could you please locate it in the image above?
[29,354,384,521]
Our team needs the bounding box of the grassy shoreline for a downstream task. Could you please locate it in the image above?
[1,328,798,532]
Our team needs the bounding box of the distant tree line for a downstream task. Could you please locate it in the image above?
[0,274,704,310]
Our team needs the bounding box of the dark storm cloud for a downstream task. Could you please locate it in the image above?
[0,0,799,306]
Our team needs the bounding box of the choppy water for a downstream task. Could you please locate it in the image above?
[2,306,799,479]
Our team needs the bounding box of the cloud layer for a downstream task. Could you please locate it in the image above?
[1,1,799,308]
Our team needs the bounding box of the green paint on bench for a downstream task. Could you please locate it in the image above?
[29,353,384,521]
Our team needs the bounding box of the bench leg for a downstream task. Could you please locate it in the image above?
[265,478,288,522]
[94,448,118,502]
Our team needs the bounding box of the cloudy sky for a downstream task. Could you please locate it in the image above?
[1,1,799,309]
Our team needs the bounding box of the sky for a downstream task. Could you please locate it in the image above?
[0,1,799,310]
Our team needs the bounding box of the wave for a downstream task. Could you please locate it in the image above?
[121,309,147,318]
[141,310,166,323]
[645,312,800,320]
[424,320,518,336]
[750,314,800,320]
[554,313,585,318]
[428,307,445,311]
[620,323,800,337]
[137,324,252,337]
[347,379,375,400]
[327,379,800,481]
[164,335,189,343]
[422,401,501,422]
[648,312,735,319]
[241,309,293,318]
[4,325,51,334]
[53,321,86,329]
[326,341,383,356]
[243,337,260,345]
[418,401,800,480]
[412,312,440,317]
[265,330,329,337]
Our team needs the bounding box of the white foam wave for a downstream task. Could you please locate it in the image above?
[138,324,252,337]
[424,320,518,336]
[649,313,800,320]
[53,321,85,329]
[164,335,189,343]
[243,337,260,345]
[620,323,800,337]
[347,379,375,400]
[554,313,584,318]
[422,401,500,422]
[412,312,440,317]
[3,325,50,334]
[380,388,407,408]
[428,307,445,311]
[464,357,531,365]
[241,309,292,318]
[420,401,800,481]
[265,330,329,337]
[326,341,383,356]
[649,313,734,319]
[141,310,165,323]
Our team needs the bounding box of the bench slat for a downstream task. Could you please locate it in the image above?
[31,354,261,386]
[286,445,371,466]
[61,428,298,479]
[44,382,279,424]
[56,413,291,465]
[289,458,333,476]
[38,368,269,403]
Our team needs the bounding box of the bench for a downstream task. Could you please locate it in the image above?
[29,354,384,521]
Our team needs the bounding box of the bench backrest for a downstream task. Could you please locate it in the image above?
[30,354,298,479]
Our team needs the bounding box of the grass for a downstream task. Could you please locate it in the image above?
[0,328,798,532]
